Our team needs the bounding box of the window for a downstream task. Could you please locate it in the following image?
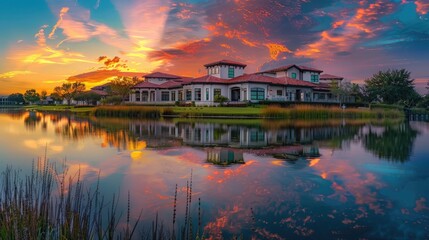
[171,91,176,101]
[291,72,297,79]
[250,130,265,142]
[135,91,140,101]
[161,91,169,101]
[251,88,265,100]
[142,91,149,102]
[194,128,201,141]
[178,90,183,101]
[194,88,201,101]
[311,75,319,83]
[277,90,283,96]
[216,67,219,74]
[206,88,209,101]
[186,89,192,101]
[214,88,221,99]
[228,67,235,78]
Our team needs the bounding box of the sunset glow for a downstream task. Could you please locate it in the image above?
[1,0,428,94]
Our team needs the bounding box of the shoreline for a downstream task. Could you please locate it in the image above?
[21,105,408,120]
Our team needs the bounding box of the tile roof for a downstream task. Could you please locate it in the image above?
[204,60,247,68]
[143,72,183,79]
[231,74,317,87]
[89,89,109,96]
[133,78,193,89]
[261,64,323,74]
[313,83,332,91]
[133,74,323,89]
[185,75,229,84]
[320,74,344,80]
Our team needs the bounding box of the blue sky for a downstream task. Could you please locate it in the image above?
[0,0,428,94]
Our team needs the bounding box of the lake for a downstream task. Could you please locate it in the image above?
[0,110,428,239]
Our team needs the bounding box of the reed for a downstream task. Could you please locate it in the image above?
[261,105,404,119]
[0,159,208,239]
[94,106,162,118]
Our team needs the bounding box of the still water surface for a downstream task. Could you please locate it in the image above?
[0,111,428,239]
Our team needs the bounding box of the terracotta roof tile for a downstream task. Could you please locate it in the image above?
[144,72,183,79]
[230,74,317,87]
[261,64,323,74]
[204,60,247,68]
[90,89,109,96]
[186,75,229,84]
[320,74,344,80]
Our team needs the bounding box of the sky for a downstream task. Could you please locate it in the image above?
[0,0,428,95]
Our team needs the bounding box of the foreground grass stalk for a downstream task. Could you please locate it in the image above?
[0,160,206,240]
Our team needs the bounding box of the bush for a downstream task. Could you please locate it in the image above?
[214,95,228,106]
[101,96,123,105]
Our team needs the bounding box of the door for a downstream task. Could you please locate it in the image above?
[231,87,241,102]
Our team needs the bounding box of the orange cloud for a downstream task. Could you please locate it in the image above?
[265,43,292,60]
[415,0,429,14]
[296,0,395,59]
[67,69,145,83]
[0,71,34,79]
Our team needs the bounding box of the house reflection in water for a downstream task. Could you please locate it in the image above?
[129,120,360,165]
[206,148,244,166]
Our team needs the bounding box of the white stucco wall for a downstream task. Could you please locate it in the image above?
[286,67,301,79]
[207,65,245,79]
[302,71,320,83]
[147,78,173,85]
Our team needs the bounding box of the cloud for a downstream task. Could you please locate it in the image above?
[0,71,34,79]
[265,43,292,60]
[415,0,429,14]
[295,0,396,59]
[98,56,128,70]
[48,7,69,39]
[66,69,145,83]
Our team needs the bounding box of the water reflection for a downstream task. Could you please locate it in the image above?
[0,111,427,239]
[17,111,421,164]
[362,124,418,162]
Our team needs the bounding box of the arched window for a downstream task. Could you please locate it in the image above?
[250,88,265,100]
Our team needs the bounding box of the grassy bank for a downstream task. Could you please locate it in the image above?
[26,105,95,114]
[261,105,404,119]
[27,104,405,120]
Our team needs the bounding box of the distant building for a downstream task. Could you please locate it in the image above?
[129,60,351,105]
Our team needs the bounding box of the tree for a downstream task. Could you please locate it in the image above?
[74,91,102,105]
[7,93,26,105]
[363,69,418,105]
[23,89,40,104]
[108,77,141,103]
[40,90,48,101]
[53,82,86,105]
[330,81,364,105]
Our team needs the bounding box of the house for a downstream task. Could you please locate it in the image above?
[129,60,351,105]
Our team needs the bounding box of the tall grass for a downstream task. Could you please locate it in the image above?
[0,158,206,239]
[261,105,404,119]
[94,106,162,118]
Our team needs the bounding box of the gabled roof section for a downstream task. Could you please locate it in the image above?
[91,82,110,90]
[298,66,323,72]
[89,89,109,96]
[320,74,344,80]
[261,64,323,74]
[185,75,229,84]
[143,72,183,79]
[230,74,317,88]
[204,60,247,68]
[133,78,193,89]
